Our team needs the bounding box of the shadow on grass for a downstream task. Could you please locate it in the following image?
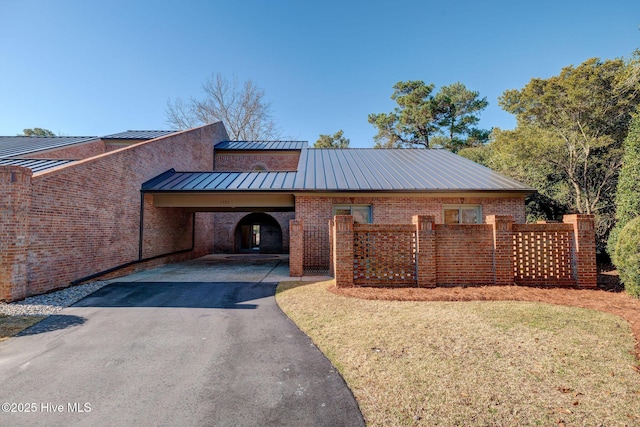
[276,280,331,294]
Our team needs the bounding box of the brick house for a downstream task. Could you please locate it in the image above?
[1,122,595,302]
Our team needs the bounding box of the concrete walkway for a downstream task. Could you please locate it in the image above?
[0,255,364,426]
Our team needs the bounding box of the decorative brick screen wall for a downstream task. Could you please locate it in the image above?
[353,224,416,285]
[512,223,575,286]
[327,214,597,289]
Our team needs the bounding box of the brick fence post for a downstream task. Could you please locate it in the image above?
[487,215,514,286]
[0,166,32,301]
[289,219,303,277]
[413,215,436,287]
[328,219,335,277]
[563,214,597,289]
[333,215,354,288]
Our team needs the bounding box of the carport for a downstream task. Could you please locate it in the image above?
[140,169,297,255]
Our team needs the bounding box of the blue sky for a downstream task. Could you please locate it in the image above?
[1,0,639,147]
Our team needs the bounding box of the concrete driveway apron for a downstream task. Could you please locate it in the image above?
[0,255,365,426]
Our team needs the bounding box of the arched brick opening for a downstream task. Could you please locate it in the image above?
[234,213,283,254]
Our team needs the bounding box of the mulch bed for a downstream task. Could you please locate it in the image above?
[329,269,640,363]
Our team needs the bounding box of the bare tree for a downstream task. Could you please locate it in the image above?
[166,73,281,140]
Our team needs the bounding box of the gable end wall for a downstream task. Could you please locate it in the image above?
[18,123,227,298]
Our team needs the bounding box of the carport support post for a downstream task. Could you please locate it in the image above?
[0,166,31,301]
[487,215,514,286]
[413,215,436,287]
[289,219,303,277]
[333,215,354,288]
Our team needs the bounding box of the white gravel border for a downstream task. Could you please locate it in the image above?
[0,281,110,316]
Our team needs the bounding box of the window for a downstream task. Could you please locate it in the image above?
[443,205,482,224]
[333,205,372,224]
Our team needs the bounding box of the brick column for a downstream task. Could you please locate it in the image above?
[0,166,32,301]
[563,214,597,289]
[328,220,334,277]
[289,219,303,277]
[413,215,436,287]
[487,215,514,286]
[333,215,354,288]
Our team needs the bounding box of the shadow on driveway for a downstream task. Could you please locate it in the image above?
[72,281,276,309]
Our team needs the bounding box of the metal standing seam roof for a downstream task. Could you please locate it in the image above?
[143,149,534,193]
[0,136,98,159]
[292,149,535,192]
[101,130,177,140]
[0,158,77,173]
[214,141,308,150]
[142,169,298,192]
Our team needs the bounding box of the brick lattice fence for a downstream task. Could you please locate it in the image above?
[303,214,597,288]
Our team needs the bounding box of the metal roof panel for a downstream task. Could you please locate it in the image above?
[215,140,308,150]
[101,130,176,140]
[0,136,98,159]
[0,158,77,173]
[295,149,533,191]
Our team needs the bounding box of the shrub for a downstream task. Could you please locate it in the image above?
[615,216,640,298]
[608,111,640,258]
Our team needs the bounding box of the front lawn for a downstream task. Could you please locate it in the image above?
[276,281,640,426]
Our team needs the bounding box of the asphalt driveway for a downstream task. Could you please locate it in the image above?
[0,255,364,426]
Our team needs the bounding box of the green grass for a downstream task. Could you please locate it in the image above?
[276,280,640,426]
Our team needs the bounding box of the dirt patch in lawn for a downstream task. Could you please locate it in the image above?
[0,315,46,342]
[330,272,640,362]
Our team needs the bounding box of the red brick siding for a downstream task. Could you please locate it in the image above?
[211,211,294,253]
[194,212,216,256]
[21,139,106,160]
[291,195,526,276]
[141,194,193,259]
[563,215,597,288]
[22,123,227,297]
[0,166,32,301]
[511,222,575,286]
[289,220,303,277]
[295,195,526,230]
[435,224,495,285]
[214,151,300,171]
[330,214,597,289]
[353,224,416,285]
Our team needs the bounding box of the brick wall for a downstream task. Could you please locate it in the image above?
[291,194,527,275]
[20,139,107,160]
[353,224,416,285]
[0,166,32,300]
[295,195,527,231]
[214,151,300,171]
[0,123,228,300]
[211,211,294,253]
[329,214,597,289]
[435,224,495,285]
